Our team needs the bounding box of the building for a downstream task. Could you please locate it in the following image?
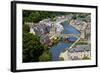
[68,45,91,60]
[30,25,35,35]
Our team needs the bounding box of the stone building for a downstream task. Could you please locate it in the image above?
[67,45,91,60]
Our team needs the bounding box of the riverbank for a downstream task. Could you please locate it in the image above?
[49,21,81,61]
[59,19,90,60]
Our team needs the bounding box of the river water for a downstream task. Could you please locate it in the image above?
[49,22,80,61]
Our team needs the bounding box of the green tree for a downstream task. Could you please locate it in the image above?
[23,10,32,24]
[39,51,51,61]
[23,24,30,32]
[29,12,40,23]
[23,17,30,24]
[23,32,44,62]
[72,15,77,19]
[23,32,51,62]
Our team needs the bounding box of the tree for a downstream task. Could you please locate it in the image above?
[29,12,40,23]
[23,24,30,32]
[39,51,51,61]
[23,17,30,24]
[23,10,32,24]
[72,15,77,19]
[23,32,51,62]
[23,32,44,62]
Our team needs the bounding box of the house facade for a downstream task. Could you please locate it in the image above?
[67,45,91,60]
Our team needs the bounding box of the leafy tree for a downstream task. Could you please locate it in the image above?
[72,15,77,19]
[23,10,32,17]
[23,32,51,62]
[29,12,41,23]
[39,51,51,61]
[23,10,72,23]
[23,24,30,32]
[23,10,32,24]
[23,17,30,24]
[23,32,44,62]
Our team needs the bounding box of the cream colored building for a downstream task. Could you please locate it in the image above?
[68,45,91,60]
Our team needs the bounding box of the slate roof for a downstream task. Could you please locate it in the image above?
[68,45,91,53]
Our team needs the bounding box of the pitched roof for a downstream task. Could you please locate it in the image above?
[68,45,90,53]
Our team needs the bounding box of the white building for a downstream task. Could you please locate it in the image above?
[30,26,35,35]
[68,45,91,60]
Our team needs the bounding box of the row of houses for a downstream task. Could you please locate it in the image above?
[69,15,91,41]
[66,15,91,60]
[67,45,91,60]
[29,17,65,45]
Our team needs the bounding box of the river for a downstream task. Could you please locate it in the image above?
[49,22,80,61]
